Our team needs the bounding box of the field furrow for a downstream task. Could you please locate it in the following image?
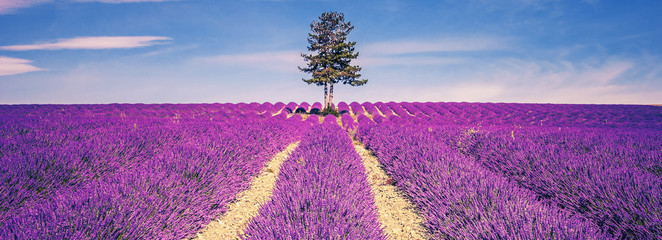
[194,141,300,240]
[242,122,384,239]
[353,141,427,240]
[357,121,608,239]
[0,105,308,239]
[1,102,660,239]
[432,125,662,238]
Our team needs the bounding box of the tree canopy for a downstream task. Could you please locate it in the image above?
[299,11,367,110]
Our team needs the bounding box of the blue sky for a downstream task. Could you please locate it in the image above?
[1,0,661,104]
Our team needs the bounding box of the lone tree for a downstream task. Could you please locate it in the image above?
[299,11,367,110]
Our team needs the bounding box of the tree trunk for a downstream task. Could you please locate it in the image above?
[328,82,334,109]
[323,82,328,110]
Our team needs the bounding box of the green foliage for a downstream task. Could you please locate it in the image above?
[320,107,340,117]
[299,11,366,86]
[299,11,367,108]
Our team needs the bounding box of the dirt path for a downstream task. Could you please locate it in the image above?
[192,138,426,239]
[192,141,300,240]
[353,140,428,240]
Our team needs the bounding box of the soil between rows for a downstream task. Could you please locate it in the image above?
[193,137,426,240]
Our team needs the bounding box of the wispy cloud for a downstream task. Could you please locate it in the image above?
[456,60,636,103]
[498,60,653,103]
[355,36,507,67]
[73,0,177,3]
[0,0,175,14]
[467,0,563,12]
[356,56,466,67]
[0,36,171,51]
[0,56,45,76]
[361,37,508,56]
[0,0,49,14]
[196,51,304,73]
[387,58,659,104]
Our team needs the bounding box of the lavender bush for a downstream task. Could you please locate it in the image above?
[0,104,307,239]
[433,125,662,238]
[2,101,660,239]
[349,102,364,115]
[374,102,394,117]
[361,102,380,117]
[243,122,384,239]
[357,121,608,239]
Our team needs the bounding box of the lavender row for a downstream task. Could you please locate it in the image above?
[337,102,351,115]
[361,102,381,117]
[357,121,607,239]
[0,102,365,119]
[329,102,661,128]
[28,101,651,129]
[0,105,307,239]
[400,102,662,128]
[349,102,365,115]
[243,122,384,239]
[283,102,343,115]
[0,103,282,120]
[433,125,662,238]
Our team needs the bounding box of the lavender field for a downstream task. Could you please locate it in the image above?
[1,102,661,239]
